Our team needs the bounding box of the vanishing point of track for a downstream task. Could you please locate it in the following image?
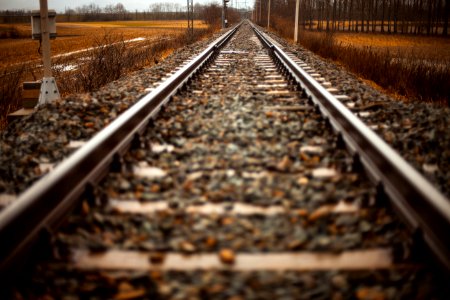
[1,21,450,298]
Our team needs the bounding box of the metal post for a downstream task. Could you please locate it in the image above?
[38,0,60,105]
[294,0,300,43]
[267,0,271,29]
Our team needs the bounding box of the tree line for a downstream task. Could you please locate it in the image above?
[0,2,240,26]
[63,2,190,22]
[254,0,450,35]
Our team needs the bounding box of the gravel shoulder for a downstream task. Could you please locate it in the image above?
[1,24,448,207]
[8,22,446,300]
[263,27,449,198]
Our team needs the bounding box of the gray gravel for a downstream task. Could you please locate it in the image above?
[0,30,226,198]
[262,26,450,198]
[1,24,448,203]
[7,22,447,299]
[15,268,442,299]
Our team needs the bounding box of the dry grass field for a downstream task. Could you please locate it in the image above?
[0,20,207,68]
[333,32,450,61]
[0,20,214,129]
[296,30,450,104]
[270,16,449,104]
[271,18,450,63]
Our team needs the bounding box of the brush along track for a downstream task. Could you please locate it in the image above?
[1,22,449,298]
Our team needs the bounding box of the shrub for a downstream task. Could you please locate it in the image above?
[0,26,29,39]
[271,16,294,41]
[0,65,25,128]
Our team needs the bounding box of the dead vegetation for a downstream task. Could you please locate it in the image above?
[0,21,206,68]
[297,30,450,104]
[54,32,181,94]
[0,21,216,130]
[0,65,25,128]
[269,17,450,105]
[0,25,29,39]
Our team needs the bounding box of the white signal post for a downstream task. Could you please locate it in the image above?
[38,0,60,105]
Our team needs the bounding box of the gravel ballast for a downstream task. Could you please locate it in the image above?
[5,22,447,299]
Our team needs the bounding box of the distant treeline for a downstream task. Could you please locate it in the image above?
[60,3,187,22]
[254,0,450,36]
[0,10,30,23]
[0,2,241,26]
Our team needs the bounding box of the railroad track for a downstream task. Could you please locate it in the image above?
[1,21,449,298]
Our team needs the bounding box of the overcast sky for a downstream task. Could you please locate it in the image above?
[0,1,201,12]
[0,0,251,12]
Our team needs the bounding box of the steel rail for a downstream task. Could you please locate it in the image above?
[0,23,241,279]
[251,23,450,272]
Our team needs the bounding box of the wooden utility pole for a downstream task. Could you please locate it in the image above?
[294,0,300,42]
[222,0,230,28]
[259,0,262,23]
[267,0,271,29]
[38,0,60,105]
[187,0,194,36]
[40,0,51,78]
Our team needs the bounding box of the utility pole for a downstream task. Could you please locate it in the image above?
[259,0,261,23]
[222,0,229,28]
[267,0,271,29]
[38,0,60,105]
[187,0,194,38]
[294,0,300,43]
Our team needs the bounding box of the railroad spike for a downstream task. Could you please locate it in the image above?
[131,133,143,150]
[375,183,389,207]
[110,153,124,173]
[83,182,96,206]
[335,132,346,149]
[351,153,364,173]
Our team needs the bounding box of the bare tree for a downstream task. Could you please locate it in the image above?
[444,0,450,35]
[255,0,448,36]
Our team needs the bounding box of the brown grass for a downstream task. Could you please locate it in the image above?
[297,30,450,104]
[0,20,207,68]
[269,19,449,104]
[0,25,29,39]
[271,16,295,42]
[333,32,450,61]
[0,20,216,129]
